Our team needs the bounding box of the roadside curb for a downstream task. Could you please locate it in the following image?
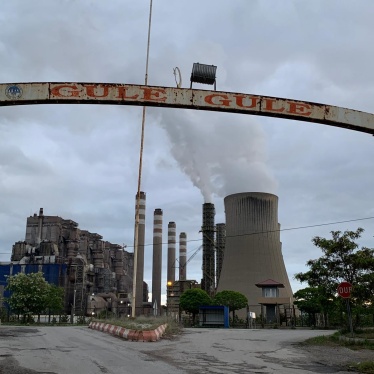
[88,321,167,342]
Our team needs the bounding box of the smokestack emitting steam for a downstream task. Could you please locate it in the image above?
[152,209,163,315]
[167,222,176,284]
[179,232,187,281]
[202,203,215,296]
[134,191,146,316]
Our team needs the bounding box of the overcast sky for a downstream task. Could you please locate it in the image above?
[1,1,374,301]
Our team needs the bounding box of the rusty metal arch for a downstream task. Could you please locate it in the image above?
[1,82,374,135]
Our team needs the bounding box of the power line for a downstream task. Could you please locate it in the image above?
[126,215,374,248]
[1,215,373,255]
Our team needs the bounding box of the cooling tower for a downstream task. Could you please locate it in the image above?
[134,191,146,316]
[202,203,215,296]
[167,222,176,284]
[179,232,187,281]
[216,192,293,315]
[152,209,163,315]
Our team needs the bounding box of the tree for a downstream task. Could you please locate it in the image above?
[295,228,374,328]
[6,272,51,322]
[212,290,248,322]
[293,287,336,327]
[179,288,211,323]
[46,285,65,322]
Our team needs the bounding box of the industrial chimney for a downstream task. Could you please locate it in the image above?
[134,191,146,316]
[152,209,163,315]
[179,232,187,281]
[201,203,215,296]
[37,207,44,245]
[167,222,176,284]
[215,223,226,287]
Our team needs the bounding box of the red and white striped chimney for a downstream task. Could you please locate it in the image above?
[179,232,187,281]
[152,209,163,315]
[167,222,176,284]
[134,191,146,316]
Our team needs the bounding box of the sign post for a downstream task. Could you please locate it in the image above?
[337,282,353,336]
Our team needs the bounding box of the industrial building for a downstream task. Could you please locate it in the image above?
[1,208,141,317]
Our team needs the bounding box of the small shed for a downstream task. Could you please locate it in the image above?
[199,305,229,328]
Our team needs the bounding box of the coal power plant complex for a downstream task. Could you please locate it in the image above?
[0,191,294,323]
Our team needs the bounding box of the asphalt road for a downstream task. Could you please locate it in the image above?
[0,326,353,374]
[0,325,184,374]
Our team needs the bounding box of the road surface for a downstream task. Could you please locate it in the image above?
[0,326,358,373]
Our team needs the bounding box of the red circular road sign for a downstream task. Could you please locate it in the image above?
[337,282,353,298]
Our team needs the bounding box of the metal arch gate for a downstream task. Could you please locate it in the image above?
[1,82,374,135]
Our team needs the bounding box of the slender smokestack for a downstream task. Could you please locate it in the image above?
[215,223,226,288]
[152,209,163,315]
[37,207,44,245]
[167,222,176,284]
[179,232,187,281]
[202,203,215,296]
[134,191,146,316]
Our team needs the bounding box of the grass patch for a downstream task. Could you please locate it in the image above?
[347,329,374,340]
[349,361,374,374]
[303,333,340,347]
[303,332,374,373]
[303,331,374,350]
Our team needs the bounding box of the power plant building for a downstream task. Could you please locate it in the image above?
[3,208,138,317]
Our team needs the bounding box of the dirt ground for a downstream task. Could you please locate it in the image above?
[297,344,374,371]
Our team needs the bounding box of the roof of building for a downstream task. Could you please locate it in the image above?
[255,279,285,288]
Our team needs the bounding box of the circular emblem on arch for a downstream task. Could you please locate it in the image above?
[5,84,23,100]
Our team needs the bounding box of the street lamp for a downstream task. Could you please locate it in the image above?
[190,63,217,90]
[167,281,174,316]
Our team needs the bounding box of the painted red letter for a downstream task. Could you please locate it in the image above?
[51,85,80,98]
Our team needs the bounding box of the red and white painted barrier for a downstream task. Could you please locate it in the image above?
[88,321,167,342]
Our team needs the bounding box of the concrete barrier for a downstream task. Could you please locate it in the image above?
[88,321,167,342]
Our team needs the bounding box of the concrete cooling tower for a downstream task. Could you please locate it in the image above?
[216,192,293,316]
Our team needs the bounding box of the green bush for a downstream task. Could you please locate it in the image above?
[59,314,69,323]
[76,316,87,324]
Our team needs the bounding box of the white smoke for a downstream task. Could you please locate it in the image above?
[157,108,277,202]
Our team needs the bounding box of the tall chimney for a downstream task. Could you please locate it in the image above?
[202,203,215,296]
[134,191,146,316]
[152,209,163,315]
[167,222,176,284]
[37,207,44,245]
[215,223,226,288]
[179,232,187,281]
